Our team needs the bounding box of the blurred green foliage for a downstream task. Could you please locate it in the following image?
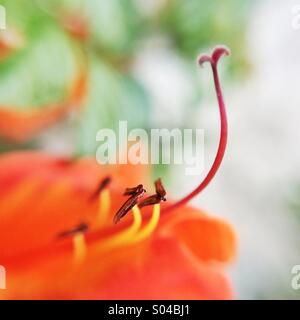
[157,0,252,73]
[0,0,252,154]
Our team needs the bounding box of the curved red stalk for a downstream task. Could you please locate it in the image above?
[163,46,230,213]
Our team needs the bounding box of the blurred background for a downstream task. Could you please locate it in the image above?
[0,0,299,299]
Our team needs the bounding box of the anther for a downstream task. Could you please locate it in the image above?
[57,222,89,239]
[90,176,111,201]
[113,184,146,224]
[138,178,166,209]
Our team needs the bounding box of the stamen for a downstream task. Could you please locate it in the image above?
[132,204,160,243]
[96,205,142,252]
[90,176,111,201]
[163,46,230,213]
[73,233,87,265]
[138,178,166,208]
[124,184,144,196]
[57,222,89,239]
[113,184,146,224]
[154,178,167,200]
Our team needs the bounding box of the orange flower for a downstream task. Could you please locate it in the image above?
[0,151,235,299]
[0,46,236,299]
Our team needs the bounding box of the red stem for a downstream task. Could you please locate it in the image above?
[162,46,230,213]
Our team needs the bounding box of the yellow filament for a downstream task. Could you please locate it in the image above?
[131,204,160,243]
[73,233,87,265]
[95,205,142,252]
[96,189,111,228]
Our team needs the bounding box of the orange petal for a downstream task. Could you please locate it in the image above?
[80,237,233,300]
[159,207,237,264]
[0,237,234,299]
[0,152,150,260]
[0,151,149,196]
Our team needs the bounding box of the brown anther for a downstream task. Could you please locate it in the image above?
[123,184,145,196]
[154,178,167,200]
[89,176,111,201]
[113,184,146,224]
[57,222,89,239]
[138,178,167,209]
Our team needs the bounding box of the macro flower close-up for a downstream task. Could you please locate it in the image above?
[0,0,299,305]
[0,45,237,300]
